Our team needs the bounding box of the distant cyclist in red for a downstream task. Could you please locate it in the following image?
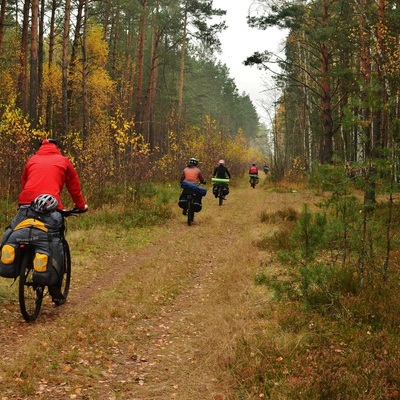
[249,163,258,175]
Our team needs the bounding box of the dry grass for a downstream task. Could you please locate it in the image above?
[0,183,345,400]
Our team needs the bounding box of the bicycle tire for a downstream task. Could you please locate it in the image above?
[19,253,44,322]
[218,187,224,206]
[58,239,71,305]
[187,198,194,226]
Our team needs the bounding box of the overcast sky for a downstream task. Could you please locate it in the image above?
[212,0,287,125]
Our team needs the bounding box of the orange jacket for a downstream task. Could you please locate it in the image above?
[180,166,205,184]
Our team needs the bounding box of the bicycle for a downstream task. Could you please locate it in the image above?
[211,178,229,206]
[180,181,207,226]
[18,207,86,322]
[215,183,230,206]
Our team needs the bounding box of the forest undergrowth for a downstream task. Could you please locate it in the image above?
[239,171,400,399]
[1,175,400,399]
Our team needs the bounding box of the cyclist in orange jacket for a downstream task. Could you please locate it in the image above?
[180,158,206,184]
[179,158,206,215]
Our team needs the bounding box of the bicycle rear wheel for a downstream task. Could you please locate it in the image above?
[19,253,44,322]
[218,186,224,206]
[58,239,71,305]
[187,199,194,226]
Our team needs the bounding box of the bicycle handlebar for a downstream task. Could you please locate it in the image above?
[59,207,88,217]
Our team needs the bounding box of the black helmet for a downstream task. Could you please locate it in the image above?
[188,158,198,166]
[41,138,58,146]
[31,194,58,213]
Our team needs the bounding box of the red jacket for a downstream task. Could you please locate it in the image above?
[18,142,86,210]
[249,166,258,174]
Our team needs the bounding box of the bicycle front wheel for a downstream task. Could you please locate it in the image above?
[19,253,44,322]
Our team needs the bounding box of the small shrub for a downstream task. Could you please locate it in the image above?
[255,271,269,286]
[291,205,327,261]
[259,207,299,224]
[255,236,270,250]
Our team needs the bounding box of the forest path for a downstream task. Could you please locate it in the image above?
[0,178,318,400]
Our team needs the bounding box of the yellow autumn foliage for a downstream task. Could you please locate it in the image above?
[0,102,52,194]
[155,116,261,181]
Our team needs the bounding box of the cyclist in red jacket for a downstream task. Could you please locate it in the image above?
[1,139,87,303]
[249,163,258,175]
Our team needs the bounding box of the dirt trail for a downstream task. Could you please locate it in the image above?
[0,179,318,400]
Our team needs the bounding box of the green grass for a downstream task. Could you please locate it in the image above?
[0,182,180,232]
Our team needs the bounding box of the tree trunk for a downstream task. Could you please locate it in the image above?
[29,0,39,127]
[68,0,84,102]
[144,27,161,151]
[135,0,147,136]
[62,0,71,136]
[102,0,111,40]
[177,4,188,130]
[0,0,6,57]
[45,0,56,132]
[82,0,89,139]
[17,0,30,114]
[37,0,45,120]
[319,2,333,164]
[359,0,371,161]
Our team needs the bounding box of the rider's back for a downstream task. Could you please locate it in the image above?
[182,166,202,183]
[249,166,258,174]
[214,165,230,179]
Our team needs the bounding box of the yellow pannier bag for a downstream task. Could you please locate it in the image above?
[33,253,48,273]
[1,244,15,265]
[0,244,19,278]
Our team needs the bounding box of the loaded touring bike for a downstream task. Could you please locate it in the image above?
[212,178,229,206]
[179,181,207,226]
[17,207,86,322]
[249,174,259,188]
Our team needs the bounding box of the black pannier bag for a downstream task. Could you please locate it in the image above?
[178,190,203,212]
[178,181,207,213]
[0,208,63,285]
